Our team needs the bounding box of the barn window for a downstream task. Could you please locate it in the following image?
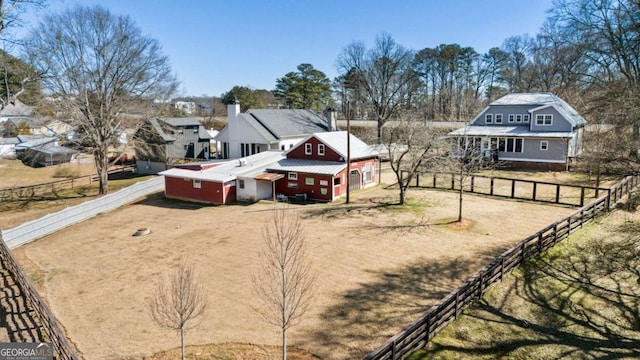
[334,177,340,186]
[363,163,373,182]
[305,177,314,185]
[193,179,201,189]
[239,179,245,189]
[288,172,298,180]
[318,144,325,156]
[305,143,312,155]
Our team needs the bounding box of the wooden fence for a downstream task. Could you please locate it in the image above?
[363,174,639,360]
[0,233,79,359]
[407,172,610,207]
[0,165,136,201]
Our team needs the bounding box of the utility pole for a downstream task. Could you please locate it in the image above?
[346,100,351,204]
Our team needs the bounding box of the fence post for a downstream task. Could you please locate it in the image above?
[607,188,612,211]
[532,182,537,201]
[433,173,436,188]
[451,173,455,190]
[556,184,561,204]
[455,291,460,319]
[391,339,396,360]
[511,179,515,198]
[580,187,585,207]
[490,178,494,195]
[553,223,558,244]
[425,314,431,342]
[500,257,505,281]
[416,173,420,187]
[471,176,475,193]
[538,232,543,253]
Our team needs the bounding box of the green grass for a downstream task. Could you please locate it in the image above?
[408,212,640,359]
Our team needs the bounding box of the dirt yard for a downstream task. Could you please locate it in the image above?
[10,180,576,360]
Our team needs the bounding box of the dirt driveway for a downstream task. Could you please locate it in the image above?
[13,184,574,359]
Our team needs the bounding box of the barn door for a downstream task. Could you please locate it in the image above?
[349,170,361,192]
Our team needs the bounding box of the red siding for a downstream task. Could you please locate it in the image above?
[287,136,343,161]
[275,173,336,201]
[164,176,226,204]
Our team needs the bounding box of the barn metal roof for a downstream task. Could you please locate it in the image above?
[300,131,380,159]
[267,159,347,176]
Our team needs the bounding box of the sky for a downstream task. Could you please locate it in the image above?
[15,0,555,98]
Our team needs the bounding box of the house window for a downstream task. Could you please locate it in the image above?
[363,163,373,182]
[239,179,245,189]
[281,145,285,150]
[184,144,188,150]
[536,114,553,126]
[193,128,198,133]
[503,138,524,153]
[540,140,549,151]
[516,114,522,123]
[508,114,515,123]
[177,129,183,134]
[524,114,530,123]
[318,144,325,156]
[305,143,312,155]
[333,177,341,186]
[485,114,493,124]
[288,172,298,180]
[305,177,315,185]
[193,179,201,189]
[495,114,503,124]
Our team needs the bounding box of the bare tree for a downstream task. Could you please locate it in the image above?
[450,132,498,222]
[252,207,315,360]
[382,119,449,205]
[0,0,47,43]
[149,258,207,360]
[25,5,178,194]
[336,32,418,140]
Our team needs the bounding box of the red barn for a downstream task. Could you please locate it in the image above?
[267,131,379,202]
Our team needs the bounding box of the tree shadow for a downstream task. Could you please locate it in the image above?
[423,218,640,359]
[299,242,511,359]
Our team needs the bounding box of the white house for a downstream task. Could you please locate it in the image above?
[214,101,337,159]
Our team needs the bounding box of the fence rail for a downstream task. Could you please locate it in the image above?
[364,174,639,360]
[2,176,164,249]
[0,165,136,202]
[0,233,79,359]
[408,172,610,207]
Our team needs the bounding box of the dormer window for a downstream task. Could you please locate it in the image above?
[305,143,312,155]
[485,114,493,124]
[524,114,530,123]
[318,144,325,156]
[536,114,553,126]
[508,114,515,123]
[495,114,503,124]
[516,114,522,123]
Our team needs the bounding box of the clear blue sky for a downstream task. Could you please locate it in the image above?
[18,0,555,98]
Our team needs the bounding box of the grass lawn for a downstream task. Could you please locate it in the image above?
[409,208,640,359]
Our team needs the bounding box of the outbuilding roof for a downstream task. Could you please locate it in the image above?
[267,159,347,176]
[160,150,285,183]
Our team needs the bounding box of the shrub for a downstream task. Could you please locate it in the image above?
[54,166,81,178]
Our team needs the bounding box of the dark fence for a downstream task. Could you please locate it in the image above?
[407,172,610,207]
[0,165,136,201]
[0,233,80,359]
[364,174,639,360]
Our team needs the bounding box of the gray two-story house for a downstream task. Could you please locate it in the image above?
[133,117,211,174]
[448,93,586,170]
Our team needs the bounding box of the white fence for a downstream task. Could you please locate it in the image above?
[2,176,164,249]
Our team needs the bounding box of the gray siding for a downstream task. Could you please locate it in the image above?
[165,125,209,159]
[499,138,567,163]
[530,107,573,132]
